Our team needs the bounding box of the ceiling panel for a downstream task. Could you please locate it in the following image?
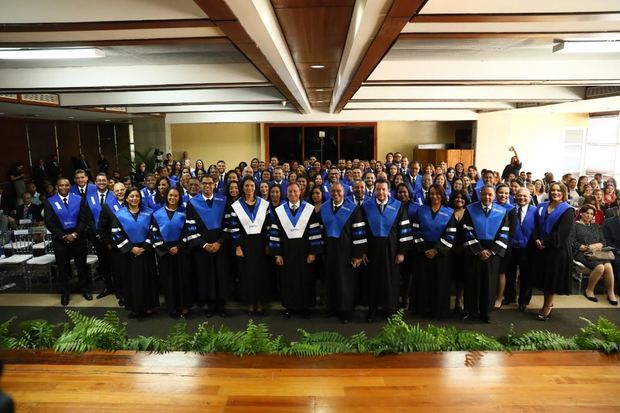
[419,0,620,14]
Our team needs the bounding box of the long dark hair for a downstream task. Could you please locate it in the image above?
[155,177,170,204]
[123,186,143,209]
[425,183,447,205]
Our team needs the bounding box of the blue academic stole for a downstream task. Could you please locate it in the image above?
[189,194,226,230]
[49,193,82,230]
[116,207,152,243]
[498,202,515,213]
[320,198,356,238]
[536,201,572,239]
[362,197,401,237]
[407,202,420,220]
[466,202,506,241]
[153,208,186,243]
[87,191,113,227]
[512,205,537,248]
[419,205,454,242]
[106,197,123,214]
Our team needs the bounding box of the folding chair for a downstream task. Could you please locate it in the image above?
[0,229,34,287]
[25,230,56,292]
[572,260,592,292]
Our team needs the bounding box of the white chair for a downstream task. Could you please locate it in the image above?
[0,229,34,286]
[572,260,592,292]
[25,230,56,292]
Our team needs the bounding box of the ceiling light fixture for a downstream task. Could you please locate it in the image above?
[553,40,620,53]
[315,88,325,92]
[0,47,105,60]
[310,64,325,69]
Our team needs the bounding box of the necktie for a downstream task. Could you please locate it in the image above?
[291,205,298,215]
[483,206,489,215]
[63,197,68,207]
[79,188,84,196]
[23,205,29,217]
[100,194,105,206]
[379,203,384,213]
[517,207,523,223]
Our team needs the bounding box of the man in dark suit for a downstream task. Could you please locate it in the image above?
[0,187,14,215]
[13,192,42,224]
[44,178,92,306]
[46,154,62,183]
[32,159,48,193]
[604,206,619,219]
[603,208,620,294]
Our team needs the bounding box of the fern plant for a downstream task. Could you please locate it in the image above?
[0,317,15,349]
[54,310,127,353]
[575,317,620,354]
[10,320,61,349]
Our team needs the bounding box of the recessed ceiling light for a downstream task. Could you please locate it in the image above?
[310,64,325,69]
[0,47,105,60]
[315,88,325,91]
[104,119,111,122]
[67,116,74,119]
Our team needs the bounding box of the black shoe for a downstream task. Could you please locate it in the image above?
[461,312,471,320]
[169,312,179,319]
[481,315,491,324]
[97,288,114,299]
[502,298,515,306]
[61,294,70,306]
[340,316,350,324]
[583,291,598,302]
[219,310,228,318]
[118,297,125,307]
[282,309,292,319]
[607,296,618,306]
[205,310,215,318]
[300,309,312,318]
[518,304,527,312]
[82,292,93,301]
[537,305,553,321]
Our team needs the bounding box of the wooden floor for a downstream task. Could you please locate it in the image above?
[1,350,619,413]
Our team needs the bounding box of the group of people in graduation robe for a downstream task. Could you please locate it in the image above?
[44,165,578,324]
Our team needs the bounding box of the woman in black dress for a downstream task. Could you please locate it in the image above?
[411,184,456,318]
[573,204,617,305]
[111,187,158,318]
[534,182,575,320]
[395,183,417,310]
[150,187,194,318]
[228,177,271,315]
[449,189,469,312]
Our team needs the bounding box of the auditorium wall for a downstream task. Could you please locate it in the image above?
[475,111,589,177]
[170,123,261,167]
[170,121,467,165]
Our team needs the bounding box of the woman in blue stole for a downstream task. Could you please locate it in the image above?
[150,187,193,318]
[411,184,456,318]
[449,189,470,313]
[494,184,516,310]
[228,177,271,315]
[147,176,169,211]
[111,187,158,318]
[395,183,418,310]
[533,182,575,320]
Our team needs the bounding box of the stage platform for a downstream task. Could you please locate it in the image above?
[1,350,619,412]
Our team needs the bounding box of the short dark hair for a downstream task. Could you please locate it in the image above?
[449,189,470,208]
[74,169,86,177]
[579,203,596,216]
[426,183,447,205]
[375,177,390,189]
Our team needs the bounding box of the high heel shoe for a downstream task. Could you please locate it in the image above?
[537,305,554,321]
[607,296,618,306]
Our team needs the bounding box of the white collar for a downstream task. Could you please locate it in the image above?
[202,193,214,201]
[289,201,300,209]
[332,199,344,208]
[376,198,388,206]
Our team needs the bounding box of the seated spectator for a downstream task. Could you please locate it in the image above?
[580,195,605,225]
[603,207,620,293]
[573,204,617,305]
[12,192,43,225]
[603,183,618,209]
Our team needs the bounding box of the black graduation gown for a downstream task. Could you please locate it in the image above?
[185,196,229,306]
[227,199,271,305]
[150,208,194,314]
[462,203,510,318]
[533,204,575,295]
[269,203,323,311]
[411,205,456,318]
[400,202,419,306]
[362,199,413,313]
[111,208,159,314]
[319,200,367,315]
[98,202,124,298]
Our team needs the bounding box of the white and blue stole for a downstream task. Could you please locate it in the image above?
[320,198,356,238]
[87,191,114,227]
[362,197,401,237]
[49,193,81,230]
[153,207,186,242]
[275,201,314,239]
[189,194,226,230]
[232,197,269,235]
[116,207,153,243]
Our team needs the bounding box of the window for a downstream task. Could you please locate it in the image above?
[585,115,620,181]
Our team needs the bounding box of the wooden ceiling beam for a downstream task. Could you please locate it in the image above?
[411,12,620,23]
[398,31,620,40]
[333,0,428,113]
[0,19,215,32]
[193,0,305,113]
[0,37,231,48]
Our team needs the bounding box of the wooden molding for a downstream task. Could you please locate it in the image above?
[411,12,620,23]
[333,0,429,113]
[0,37,231,48]
[0,19,214,32]
[398,31,620,40]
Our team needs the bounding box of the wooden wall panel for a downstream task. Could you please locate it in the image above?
[115,124,132,175]
[55,122,80,179]
[0,118,29,195]
[26,121,56,169]
[80,122,100,176]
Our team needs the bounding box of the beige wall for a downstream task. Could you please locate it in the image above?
[170,121,469,165]
[475,111,589,177]
[377,121,469,160]
[170,123,261,167]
